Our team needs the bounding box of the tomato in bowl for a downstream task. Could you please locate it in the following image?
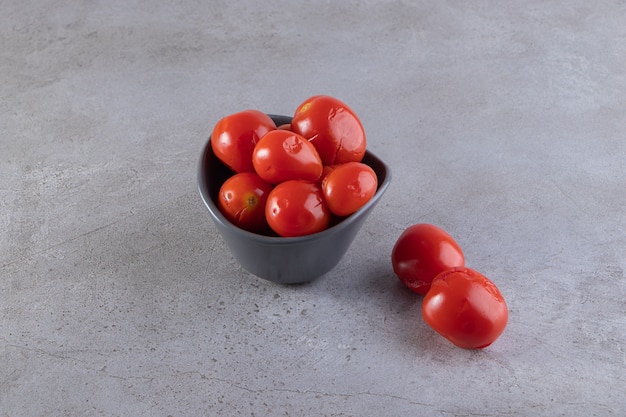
[198,114,391,284]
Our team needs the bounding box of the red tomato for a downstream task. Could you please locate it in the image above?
[321,162,378,216]
[217,172,273,234]
[422,267,508,349]
[391,224,465,294]
[211,110,276,173]
[291,95,366,165]
[265,180,330,237]
[252,130,323,184]
[318,165,335,185]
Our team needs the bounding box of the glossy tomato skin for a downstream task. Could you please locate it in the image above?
[265,180,330,237]
[211,110,276,173]
[391,224,465,294]
[422,267,508,349]
[217,172,273,234]
[319,165,335,184]
[252,130,323,184]
[291,95,366,165]
[322,162,378,216]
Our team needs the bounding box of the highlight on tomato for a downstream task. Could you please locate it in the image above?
[391,224,465,294]
[421,267,508,349]
[322,162,378,217]
[291,95,366,166]
[211,110,276,173]
[252,130,323,184]
[265,180,330,237]
[217,172,273,234]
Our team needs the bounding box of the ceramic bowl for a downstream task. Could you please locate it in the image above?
[198,114,391,284]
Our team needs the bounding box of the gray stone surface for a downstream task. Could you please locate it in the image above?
[1,1,625,416]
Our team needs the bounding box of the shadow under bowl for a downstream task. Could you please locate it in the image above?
[198,114,391,284]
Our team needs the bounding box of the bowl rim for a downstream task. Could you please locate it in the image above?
[198,114,392,245]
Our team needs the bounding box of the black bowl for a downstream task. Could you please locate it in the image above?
[198,114,391,284]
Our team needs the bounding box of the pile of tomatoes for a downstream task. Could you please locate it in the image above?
[211,95,378,237]
[209,95,508,350]
[392,224,509,349]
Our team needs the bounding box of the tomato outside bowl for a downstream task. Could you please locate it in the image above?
[198,114,392,284]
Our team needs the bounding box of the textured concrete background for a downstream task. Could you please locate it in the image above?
[1,1,625,416]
